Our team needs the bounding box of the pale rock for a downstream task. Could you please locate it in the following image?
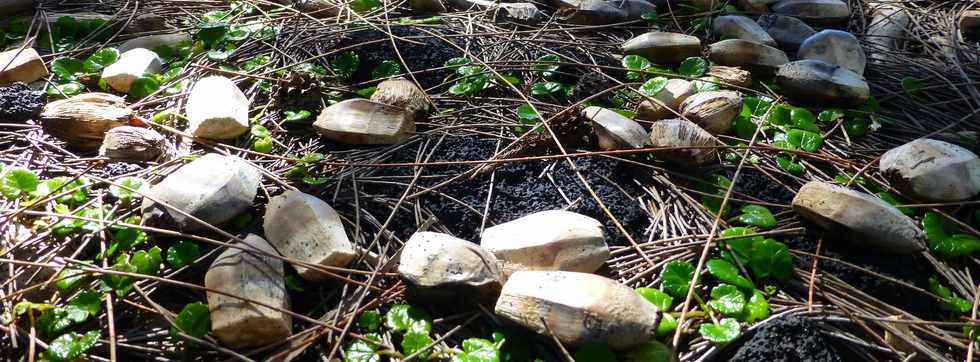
[480,210,609,278]
[206,234,291,349]
[583,107,647,150]
[866,4,909,63]
[636,79,694,121]
[141,154,260,231]
[798,30,866,75]
[0,48,48,85]
[774,59,869,107]
[398,232,502,295]
[706,66,753,88]
[771,0,850,25]
[101,48,163,92]
[679,90,743,134]
[647,118,719,166]
[558,0,658,25]
[445,0,543,23]
[713,15,777,47]
[708,39,789,75]
[622,32,702,64]
[879,138,980,202]
[99,126,170,162]
[40,93,131,150]
[118,33,191,53]
[494,271,661,349]
[757,14,816,51]
[313,99,415,145]
[186,76,250,140]
[263,190,357,281]
[791,181,925,254]
[370,78,432,121]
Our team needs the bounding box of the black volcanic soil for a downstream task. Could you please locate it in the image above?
[728,315,843,362]
[0,82,46,123]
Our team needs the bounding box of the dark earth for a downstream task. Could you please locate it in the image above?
[0,82,46,123]
[727,315,843,362]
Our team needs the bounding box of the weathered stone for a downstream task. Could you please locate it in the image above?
[99,126,170,162]
[866,4,909,63]
[647,118,719,166]
[960,10,980,41]
[101,48,163,92]
[206,234,291,350]
[708,39,789,75]
[791,181,925,254]
[186,76,250,140]
[738,0,776,12]
[622,32,702,64]
[481,210,609,279]
[370,78,432,121]
[636,79,694,121]
[713,15,776,47]
[558,0,657,25]
[141,154,260,231]
[494,271,661,349]
[399,232,502,295]
[706,66,753,88]
[0,48,48,85]
[263,190,357,281]
[774,59,869,107]
[879,138,980,202]
[583,106,647,150]
[798,30,866,75]
[118,33,191,53]
[679,90,743,134]
[0,0,31,17]
[757,14,816,51]
[40,93,131,150]
[770,0,850,25]
[313,99,415,145]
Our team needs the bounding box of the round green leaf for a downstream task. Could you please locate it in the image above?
[706,258,754,290]
[638,76,669,97]
[708,284,746,315]
[47,81,85,98]
[384,304,431,333]
[698,318,741,344]
[109,176,146,201]
[45,330,100,362]
[741,289,769,323]
[401,330,433,358]
[252,137,273,153]
[357,310,381,332]
[748,239,793,281]
[345,334,381,362]
[128,76,161,99]
[818,108,844,123]
[371,60,401,79]
[678,57,708,77]
[635,287,673,311]
[843,118,868,137]
[737,204,776,229]
[166,240,201,269]
[284,110,312,122]
[1,167,39,199]
[574,343,616,362]
[83,48,120,73]
[172,302,210,340]
[661,260,695,298]
[332,51,360,80]
[623,340,673,362]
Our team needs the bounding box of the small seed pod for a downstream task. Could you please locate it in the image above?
[706,66,753,88]
[647,118,719,166]
[40,93,132,151]
[679,90,743,134]
[99,126,171,162]
[582,106,647,150]
[370,77,433,121]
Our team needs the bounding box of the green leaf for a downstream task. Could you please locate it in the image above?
[129,76,161,99]
[749,239,793,281]
[923,212,980,258]
[696,175,733,217]
[444,57,471,68]
[641,11,660,25]
[252,137,273,153]
[47,81,85,98]
[709,284,746,315]
[345,334,381,362]
[401,330,433,358]
[107,227,146,257]
[83,48,120,73]
[202,10,230,23]
[901,76,924,94]
[67,290,102,322]
[699,318,741,344]
[56,264,89,291]
[51,57,84,80]
[818,109,844,123]
[332,51,360,80]
[741,289,769,323]
[132,246,162,275]
[109,176,146,202]
[103,254,137,297]
[241,54,271,72]
[678,57,708,77]
[45,330,100,362]
[623,340,673,362]
[534,54,561,78]
[197,23,228,48]
[743,96,772,117]
[768,104,792,126]
[623,55,652,80]
[638,76,669,97]
[172,302,210,340]
[371,60,401,79]
[384,304,432,334]
[285,274,305,292]
[284,110,312,122]
[207,44,236,61]
[843,118,868,137]
[929,277,973,314]
[574,343,616,362]
[692,76,721,92]
[789,107,819,132]
[530,81,563,96]
[636,287,673,311]
[661,260,695,298]
[251,124,270,138]
[737,205,776,229]
[706,259,754,290]
[350,0,382,12]
[877,192,913,216]
[1,167,39,199]
[226,26,250,42]
[357,310,381,332]
[786,129,823,152]
[656,313,678,337]
[453,338,499,362]
[776,154,803,175]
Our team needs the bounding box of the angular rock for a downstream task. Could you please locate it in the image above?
[774,59,869,107]
[757,14,816,51]
[791,181,925,254]
[879,138,980,202]
[798,30,866,75]
[708,39,789,75]
[399,232,502,295]
[99,126,170,162]
[866,4,909,63]
[118,33,191,53]
[141,154,260,231]
[101,48,163,92]
[622,32,702,64]
[205,234,291,349]
[647,118,719,166]
[583,106,647,150]
[263,190,357,281]
[558,0,657,25]
[636,79,694,121]
[40,93,131,150]
[706,66,753,88]
[481,210,609,278]
[771,0,850,25]
[313,99,415,145]
[185,76,250,140]
[495,271,661,349]
[0,0,32,16]
[0,48,49,85]
[960,10,980,41]
[679,90,743,134]
[713,15,776,47]
[370,77,432,121]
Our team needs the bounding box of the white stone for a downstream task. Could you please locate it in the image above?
[879,139,980,202]
[757,14,816,51]
[775,59,869,107]
[771,0,850,24]
[481,210,609,278]
[119,33,191,53]
[186,76,250,140]
[798,30,867,75]
[635,79,695,121]
[0,48,48,85]
[866,5,909,63]
[263,190,357,281]
[583,107,647,150]
[647,118,719,166]
[713,15,776,47]
[101,48,163,92]
[708,39,789,75]
[313,99,415,145]
[398,232,502,295]
[679,90,743,135]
